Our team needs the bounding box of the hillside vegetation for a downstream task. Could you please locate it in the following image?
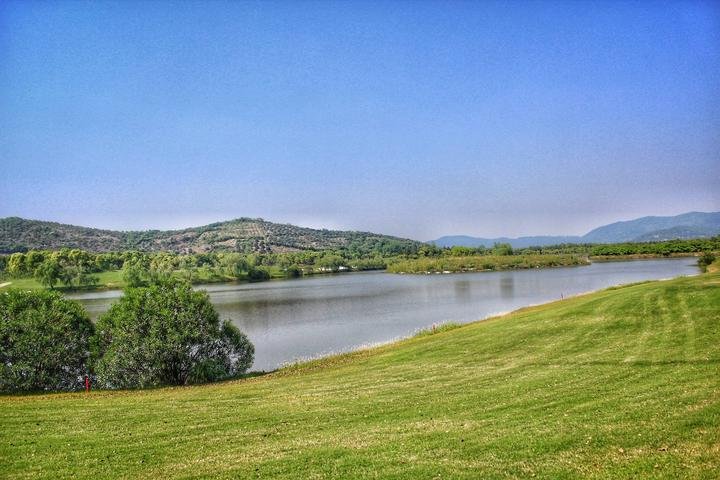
[0,217,421,254]
[1,273,718,478]
[387,253,588,273]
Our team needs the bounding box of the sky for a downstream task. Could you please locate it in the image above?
[1,0,719,241]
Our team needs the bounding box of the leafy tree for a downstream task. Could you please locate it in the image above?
[92,280,254,388]
[0,289,94,392]
[220,253,249,278]
[698,252,716,272]
[70,266,99,288]
[149,253,176,279]
[6,253,26,277]
[492,243,514,256]
[122,262,148,287]
[24,251,45,274]
[317,254,345,271]
[284,265,303,278]
[33,259,62,289]
[247,266,271,281]
[449,246,475,257]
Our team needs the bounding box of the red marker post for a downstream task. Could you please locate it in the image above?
[85,375,90,392]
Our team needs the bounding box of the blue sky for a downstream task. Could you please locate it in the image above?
[1,0,718,240]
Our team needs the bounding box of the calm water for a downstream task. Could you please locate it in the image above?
[68,258,698,371]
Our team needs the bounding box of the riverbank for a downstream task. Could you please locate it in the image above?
[386,253,589,274]
[0,266,384,293]
[2,272,717,478]
[0,253,593,292]
[1,253,702,292]
[589,252,701,261]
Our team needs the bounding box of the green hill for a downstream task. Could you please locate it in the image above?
[0,217,421,254]
[1,273,718,478]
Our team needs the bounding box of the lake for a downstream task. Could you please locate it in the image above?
[68,258,699,371]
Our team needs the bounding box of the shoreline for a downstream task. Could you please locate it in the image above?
[1,255,701,293]
[1,269,703,394]
[271,270,698,373]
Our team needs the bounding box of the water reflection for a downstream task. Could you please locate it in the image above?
[499,274,515,299]
[453,279,472,301]
[69,258,698,371]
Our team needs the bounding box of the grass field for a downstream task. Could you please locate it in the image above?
[1,273,718,479]
[0,270,125,292]
[0,267,363,292]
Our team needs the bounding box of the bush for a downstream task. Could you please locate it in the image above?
[698,252,716,272]
[284,265,303,278]
[92,280,254,388]
[247,266,270,281]
[0,289,94,392]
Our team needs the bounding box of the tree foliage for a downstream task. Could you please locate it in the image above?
[0,289,94,392]
[92,280,254,388]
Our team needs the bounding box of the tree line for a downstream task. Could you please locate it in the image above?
[0,248,392,289]
[1,236,717,290]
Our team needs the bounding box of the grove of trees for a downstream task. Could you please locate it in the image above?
[0,280,254,392]
[0,236,718,291]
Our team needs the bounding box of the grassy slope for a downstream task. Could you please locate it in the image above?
[1,274,718,479]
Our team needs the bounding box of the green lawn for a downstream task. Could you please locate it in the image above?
[0,269,292,292]
[1,273,718,479]
[0,270,125,292]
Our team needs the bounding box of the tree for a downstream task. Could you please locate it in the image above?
[33,259,62,289]
[122,262,148,287]
[492,242,514,256]
[317,254,345,271]
[24,251,45,274]
[247,266,270,281]
[284,265,303,278]
[0,289,94,392]
[92,280,254,388]
[6,253,26,277]
[698,252,716,272]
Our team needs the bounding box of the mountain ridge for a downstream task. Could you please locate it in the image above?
[431,211,720,248]
[0,216,421,254]
[3,211,719,254]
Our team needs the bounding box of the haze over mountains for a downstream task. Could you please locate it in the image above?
[1,211,718,254]
[431,212,720,248]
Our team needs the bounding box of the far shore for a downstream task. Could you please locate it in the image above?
[0,254,702,294]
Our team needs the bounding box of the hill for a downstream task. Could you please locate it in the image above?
[432,211,720,247]
[0,217,422,254]
[1,273,717,478]
[582,211,720,243]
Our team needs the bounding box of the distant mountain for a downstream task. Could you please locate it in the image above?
[632,226,718,243]
[0,217,422,254]
[432,235,583,249]
[431,211,720,248]
[581,212,720,243]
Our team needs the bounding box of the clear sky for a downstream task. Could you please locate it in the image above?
[1,0,718,240]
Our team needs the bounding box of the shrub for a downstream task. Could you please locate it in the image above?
[248,267,270,281]
[698,252,716,272]
[92,280,254,388]
[0,289,94,392]
[284,265,303,278]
